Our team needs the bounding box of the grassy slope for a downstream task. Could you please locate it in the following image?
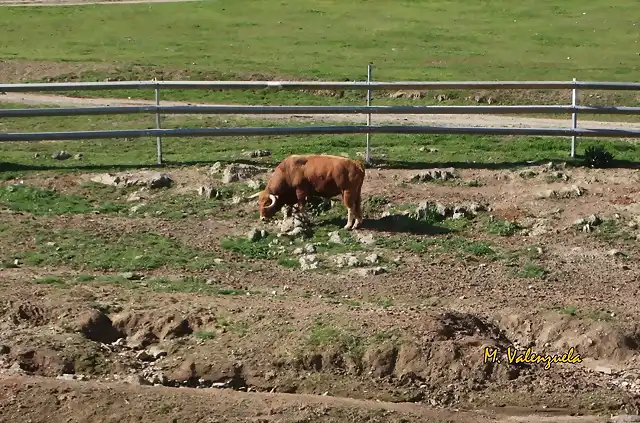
[0,0,638,108]
[1,0,637,81]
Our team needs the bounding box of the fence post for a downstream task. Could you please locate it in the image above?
[154,78,163,165]
[570,77,578,158]
[365,63,373,165]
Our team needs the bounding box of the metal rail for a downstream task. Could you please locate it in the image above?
[2,125,640,142]
[2,80,640,92]
[3,105,640,118]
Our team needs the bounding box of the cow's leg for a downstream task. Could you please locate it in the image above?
[295,188,308,217]
[352,189,363,229]
[342,190,357,230]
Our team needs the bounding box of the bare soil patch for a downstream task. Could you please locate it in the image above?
[2,162,640,421]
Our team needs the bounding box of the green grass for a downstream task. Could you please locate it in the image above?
[0,183,127,215]
[2,223,219,272]
[0,0,639,109]
[1,0,637,82]
[1,109,639,179]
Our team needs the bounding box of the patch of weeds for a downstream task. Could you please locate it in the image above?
[587,310,614,322]
[0,259,19,269]
[583,146,614,168]
[217,317,249,337]
[194,331,217,340]
[466,179,483,187]
[130,193,230,220]
[363,195,390,215]
[33,275,65,286]
[220,233,275,260]
[519,170,538,179]
[484,216,522,236]
[0,184,125,216]
[342,299,362,308]
[144,276,247,295]
[75,274,97,283]
[306,319,365,360]
[18,229,219,272]
[557,306,578,316]
[312,227,364,254]
[277,256,299,268]
[376,298,394,308]
[592,219,635,244]
[517,263,547,278]
[370,328,402,344]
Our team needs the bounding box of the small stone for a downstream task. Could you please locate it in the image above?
[125,374,151,386]
[0,345,9,355]
[293,247,304,255]
[304,244,316,254]
[120,272,143,281]
[355,267,387,277]
[299,254,319,271]
[246,179,262,190]
[147,346,167,359]
[356,233,375,246]
[147,173,173,189]
[52,151,71,160]
[249,149,272,158]
[247,228,262,242]
[610,415,640,422]
[74,153,83,160]
[365,253,379,264]
[594,366,613,375]
[198,185,218,199]
[328,231,343,244]
[264,370,276,381]
[136,350,152,361]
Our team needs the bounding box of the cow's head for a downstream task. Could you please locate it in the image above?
[248,190,281,221]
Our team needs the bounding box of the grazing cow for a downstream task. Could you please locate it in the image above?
[248,154,366,230]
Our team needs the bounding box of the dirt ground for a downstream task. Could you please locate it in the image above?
[1,160,640,422]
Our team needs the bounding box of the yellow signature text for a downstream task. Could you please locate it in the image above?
[483,346,582,370]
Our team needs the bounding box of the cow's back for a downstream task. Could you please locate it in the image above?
[296,155,364,196]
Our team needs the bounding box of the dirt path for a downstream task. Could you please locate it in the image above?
[3,92,640,130]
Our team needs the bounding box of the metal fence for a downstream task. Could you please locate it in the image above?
[2,67,640,165]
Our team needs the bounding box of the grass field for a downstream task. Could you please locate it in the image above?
[1,0,639,106]
[3,1,640,422]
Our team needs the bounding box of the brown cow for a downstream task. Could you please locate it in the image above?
[248,154,366,230]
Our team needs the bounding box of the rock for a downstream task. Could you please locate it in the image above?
[90,171,173,189]
[198,185,218,199]
[247,228,262,242]
[279,215,310,236]
[334,254,361,268]
[410,168,458,183]
[594,365,613,375]
[91,173,121,186]
[248,149,271,158]
[436,94,448,101]
[147,173,173,189]
[468,203,488,215]
[125,374,151,386]
[0,345,9,355]
[264,370,276,381]
[304,244,316,253]
[293,247,304,255]
[120,272,143,280]
[519,170,537,179]
[56,374,88,381]
[74,153,84,160]
[126,190,146,202]
[148,346,167,359]
[608,249,626,258]
[208,162,223,175]
[52,151,71,160]
[364,253,379,264]
[221,163,269,184]
[610,415,640,422]
[299,254,319,271]
[33,153,40,159]
[355,267,387,277]
[246,179,263,190]
[328,231,343,244]
[356,233,375,246]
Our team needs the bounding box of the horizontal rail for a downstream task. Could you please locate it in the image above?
[2,80,640,93]
[3,105,640,118]
[2,125,640,142]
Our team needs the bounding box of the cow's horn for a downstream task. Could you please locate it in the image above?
[266,194,277,208]
[247,192,261,199]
